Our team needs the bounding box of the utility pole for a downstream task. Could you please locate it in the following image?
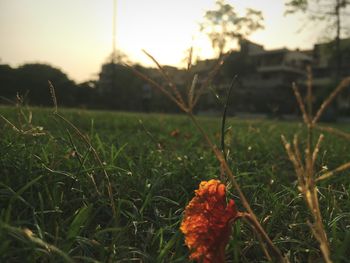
[335,0,341,81]
[110,0,117,103]
[112,0,117,64]
[334,0,349,80]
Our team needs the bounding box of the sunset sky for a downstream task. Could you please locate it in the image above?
[0,0,333,83]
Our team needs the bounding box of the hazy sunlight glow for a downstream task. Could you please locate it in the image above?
[0,0,325,82]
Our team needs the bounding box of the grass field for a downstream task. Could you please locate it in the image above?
[1,105,350,262]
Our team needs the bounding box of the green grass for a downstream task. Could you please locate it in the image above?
[0,105,350,262]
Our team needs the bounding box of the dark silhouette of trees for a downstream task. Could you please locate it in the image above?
[0,65,16,102]
[0,63,76,106]
[15,64,76,106]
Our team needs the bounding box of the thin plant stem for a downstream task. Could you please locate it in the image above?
[292,83,310,124]
[285,67,333,262]
[221,76,237,158]
[48,83,118,223]
[306,66,313,123]
[126,64,187,112]
[240,212,273,261]
[315,125,350,141]
[316,162,350,182]
[188,74,198,110]
[293,135,304,175]
[313,77,350,124]
[192,53,230,107]
[189,114,287,262]
[186,46,193,71]
[142,50,185,106]
[54,113,118,221]
[131,50,288,262]
[312,134,324,167]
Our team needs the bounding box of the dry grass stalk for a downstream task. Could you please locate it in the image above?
[312,134,324,166]
[188,74,198,109]
[0,114,21,133]
[282,132,332,262]
[313,77,350,124]
[292,135,304,173]
[316,162,350,182]
[292,83,310,124]
[142,50,186,107]
[186,47,193,71]
[48,83,118,223]
[131,50,288,262]
[0,95,46,137]
[282,70,350,263]
[127,65,187,112]
[306,66,313,119]
[240,212,273,262]
[192,52,231,107]
[315,125,350,141]
[1,223,74,263]
[48,81,58,114]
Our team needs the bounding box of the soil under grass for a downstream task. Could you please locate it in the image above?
[1,106,349,262]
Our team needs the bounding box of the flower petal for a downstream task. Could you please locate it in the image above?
[180,180,238,263]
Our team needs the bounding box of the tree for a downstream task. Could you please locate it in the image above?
[199,0,264,57]
[285,0,350,79]
[0,64,16,102]
[14,64,76,106]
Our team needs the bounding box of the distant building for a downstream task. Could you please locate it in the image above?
[228,38,349,114]
[311,38,350,111]
[313,38,350,78]
[236,44,312,113]
[96,39,349,114]
[243,48,312,88]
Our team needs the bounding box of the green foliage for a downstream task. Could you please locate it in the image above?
[284,0,308,14]
[0,106,350,262]
[15,64,76,106]
[200,0,264,56]
[284,0,350,37]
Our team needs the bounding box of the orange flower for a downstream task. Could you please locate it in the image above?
[180,180,239,263]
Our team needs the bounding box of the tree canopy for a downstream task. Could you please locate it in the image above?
[199,0,264,56]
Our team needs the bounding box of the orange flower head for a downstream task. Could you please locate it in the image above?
[180,179,238,263]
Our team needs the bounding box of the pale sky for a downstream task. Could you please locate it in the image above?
[0,0,328,83]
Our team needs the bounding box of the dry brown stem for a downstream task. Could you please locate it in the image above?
[292,83,310,124]
[192,52,230,107]
[48,81,58,113]
[316,162,350,182]
[131,51,288,262]
[188,74,198,109]
[126,65,187,112]
[293,135,305,175]
[281,135,332,263]
[312,134,324,166]
[313,77,350,124]
[48,84,118,223]
[0,97,46,137]
[142,50,185,106]
[186,47,193,71]
[315,125,350,141]
[281,70,350,263]
[190,115,286,262]
[306,66,313,119]
[240,212,273,261]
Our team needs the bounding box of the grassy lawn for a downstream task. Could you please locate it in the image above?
[0,105,350,262]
